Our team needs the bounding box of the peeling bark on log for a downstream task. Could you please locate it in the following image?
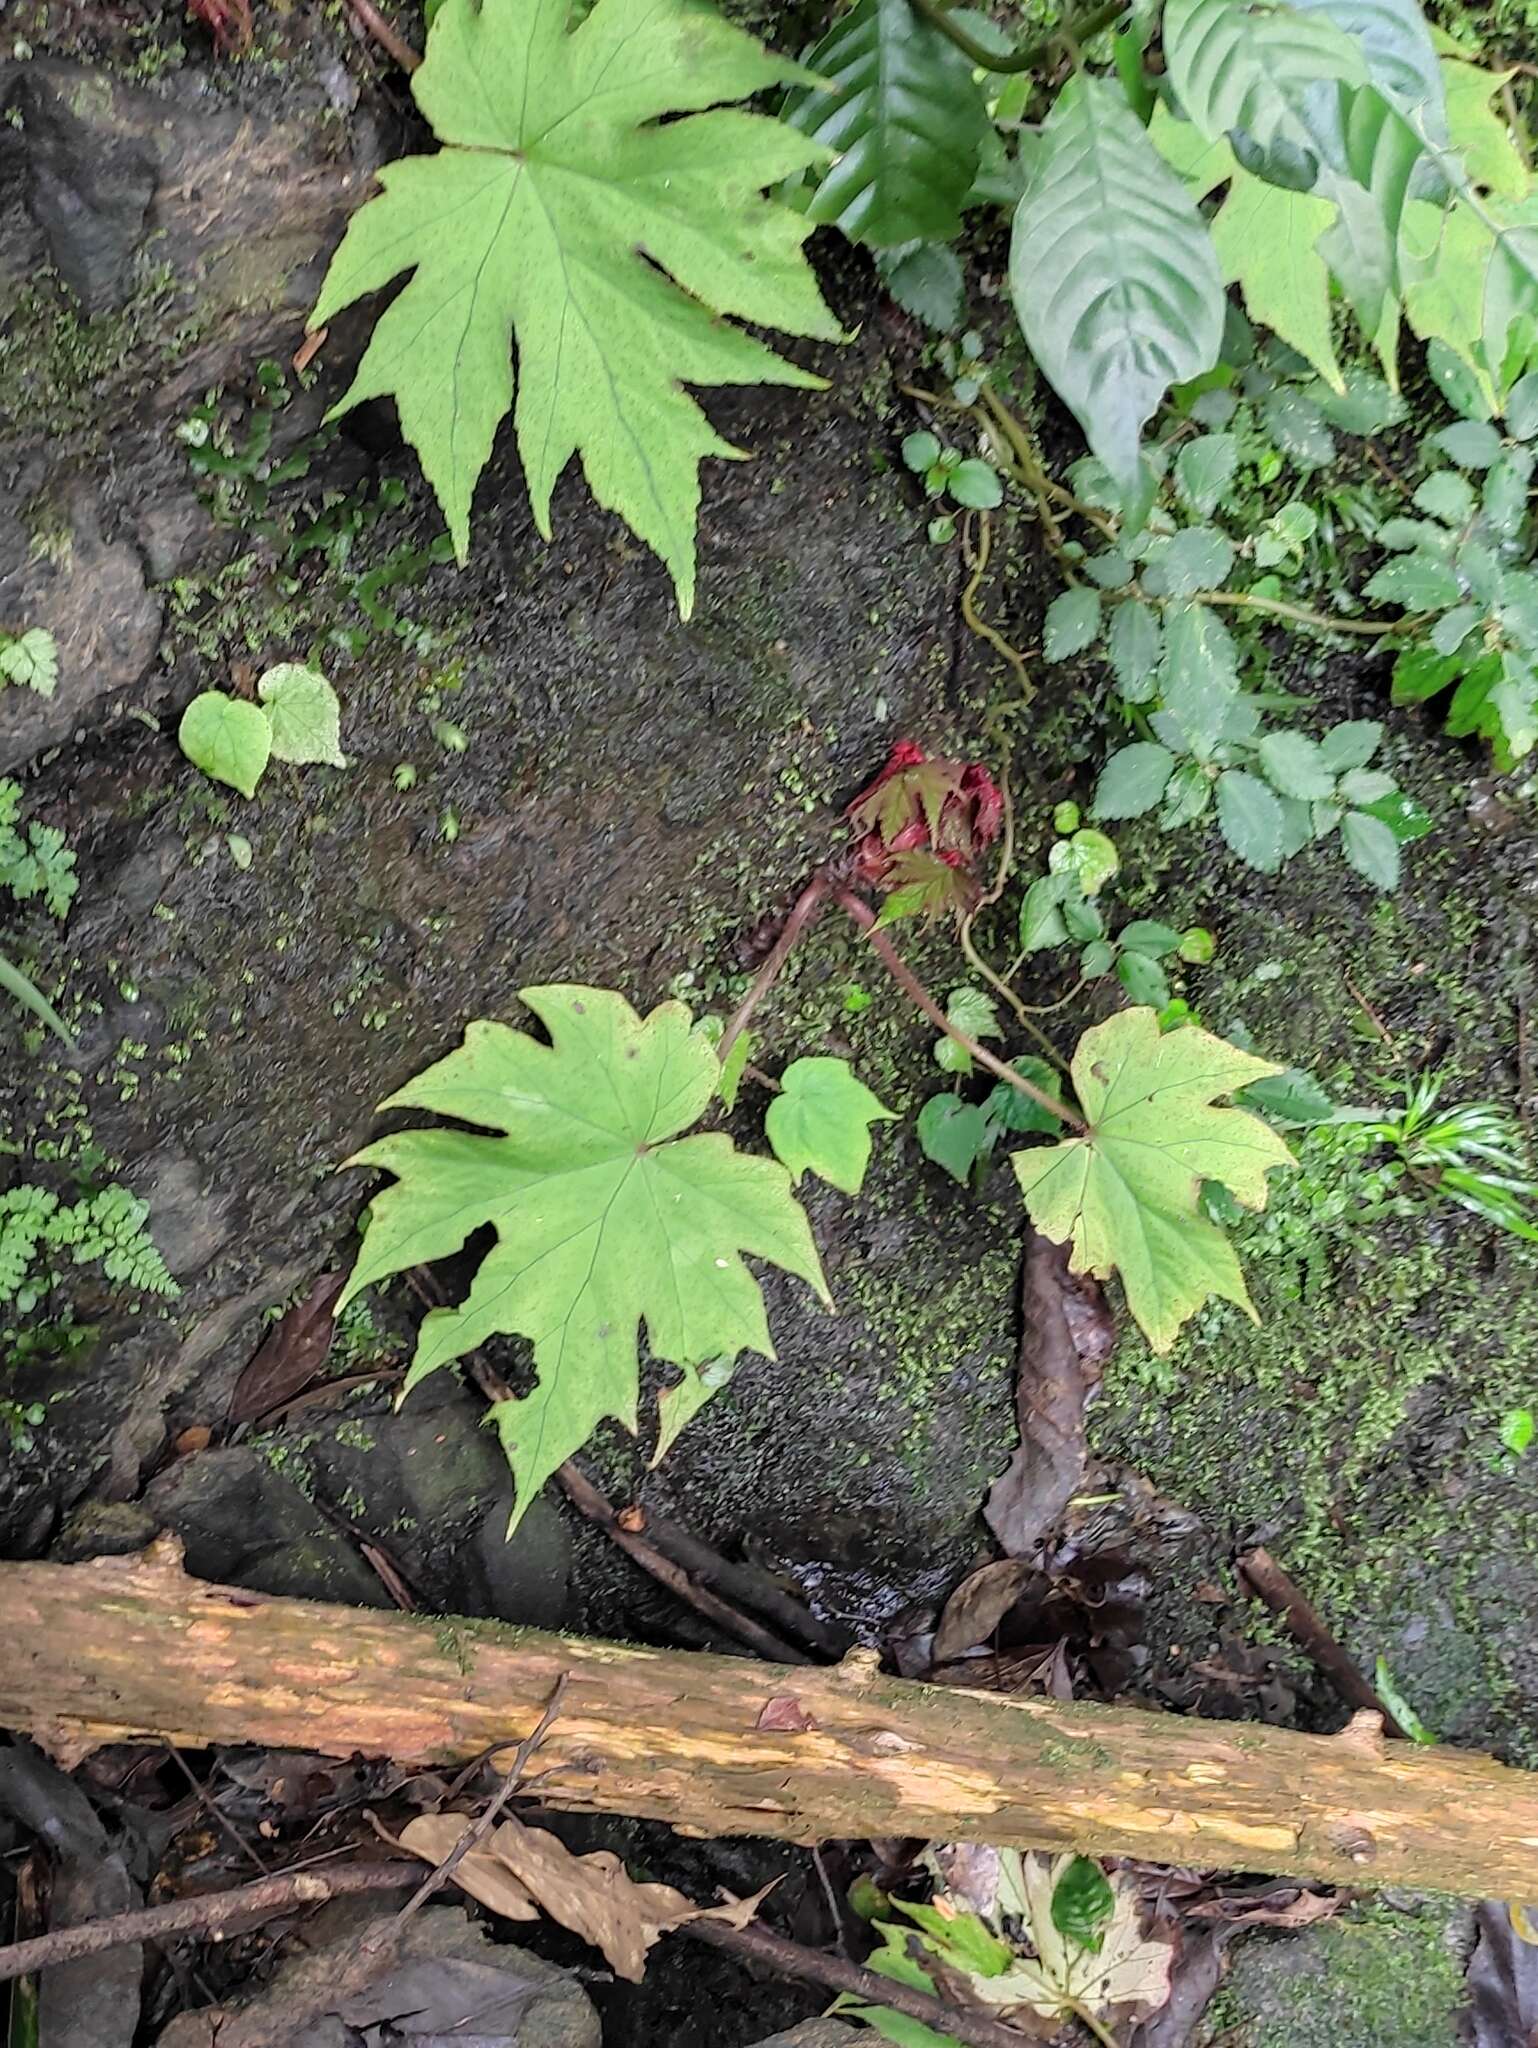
[4,1545,1537,1897]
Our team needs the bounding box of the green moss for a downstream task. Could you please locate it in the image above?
[0,265,204,438]
[1202,1901,1466,2048]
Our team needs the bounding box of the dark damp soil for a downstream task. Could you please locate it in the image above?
[2,4,1536,2045]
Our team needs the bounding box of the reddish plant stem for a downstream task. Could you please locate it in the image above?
[717,874,831,1065]
[346,0,421,70]
[835,890,1085,1133]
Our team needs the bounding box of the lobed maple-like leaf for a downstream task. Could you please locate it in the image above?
[310,0,842,616]
[342,986,828,1530]
[1012,1009,1294,1352]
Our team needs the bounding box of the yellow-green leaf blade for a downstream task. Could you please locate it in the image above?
[309,0,838,609]
[341,984,826,1530]
[1011,1009,1294,1352]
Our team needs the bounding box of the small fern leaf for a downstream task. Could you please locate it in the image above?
[1010,77,1225,498]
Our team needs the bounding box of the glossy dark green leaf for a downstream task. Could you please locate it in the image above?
[1050,1855,1116,1954]
[984,1058,1066,1135]
[1238,1066,1336,1124]
[788,0,990,247]
[1117,948,1172,1006]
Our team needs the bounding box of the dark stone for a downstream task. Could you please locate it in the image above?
[52,1500,157,1562]
[0,478,163,773]
[141,1446,390,1607]
[156,1903,600,2048]
[14,67,157,314]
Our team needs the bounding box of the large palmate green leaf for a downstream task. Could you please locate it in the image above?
[1010,77,1224,497]
[341,987,828,1530]
[1011,1009,1293,1351]
[786,0,990,247]
[310,0,840,616]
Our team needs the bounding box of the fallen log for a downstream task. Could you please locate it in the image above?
[4,1542,1536,1897]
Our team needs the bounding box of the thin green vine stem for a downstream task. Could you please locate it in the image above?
[907,0,1127,73]
[1196,589,1426,637]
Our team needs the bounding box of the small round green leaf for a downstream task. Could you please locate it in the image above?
[902,430,941,472]
[947,459,1003,509]
[258,663,346,766]
[178,691,272,799]
[917,1094,991,1183]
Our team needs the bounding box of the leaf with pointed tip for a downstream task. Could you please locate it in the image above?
[310,0,840,616]
[1162,0,1366,161]
[1009,76,1224,498]
[765,1056,896,1195]
[786,0,990,248]
[341,986,828,1530]
[1012,1008,1292,1351]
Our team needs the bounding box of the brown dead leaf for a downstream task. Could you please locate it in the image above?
[1465,1896,1538,2048]
[694,1881,778,1931]
[755,1694,816,1733]
[174,1426,212,1457]
[400,1813,706,1980]
[932,1559,1038,1663]
[983,1229,1115,1558]
[228,1272,347,1427]
[396,1816,540,1923]
[1187,1886,1339,1930]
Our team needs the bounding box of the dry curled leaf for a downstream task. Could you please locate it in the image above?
[932,1559,1038,1663]
[397,1813,770,1981]
[395,1817,540,1924]
[983,1229,1115,1558]
[756,1694,816,1732]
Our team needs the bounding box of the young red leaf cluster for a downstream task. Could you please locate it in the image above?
[846,739,1002,916]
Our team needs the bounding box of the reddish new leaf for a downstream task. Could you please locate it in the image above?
[847,739,1002,898]
[228,1271,347,1427]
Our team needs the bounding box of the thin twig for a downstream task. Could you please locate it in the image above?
[837,889,1085,1131]
[163,1744,272,1877]
[345,0,421,68]
[374,1672,570,1948]
[554,1462,812,1664]
[680,1917,1034,2048]
[0,1863,419,1984]
[718,874,831,1066]
[622,1501,850,1659]
[1237,1547,1409,1739]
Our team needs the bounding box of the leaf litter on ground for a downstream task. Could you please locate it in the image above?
[1465,1897,1538,2048]
[396,1811,771,1981]
[982,1225,1117,1560]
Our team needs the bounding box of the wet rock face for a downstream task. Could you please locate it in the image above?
[13,66,158,315]
[0,52,387,771]
[0,30,1025,1624]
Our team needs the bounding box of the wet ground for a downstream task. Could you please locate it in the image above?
[2,5,1536,2045]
